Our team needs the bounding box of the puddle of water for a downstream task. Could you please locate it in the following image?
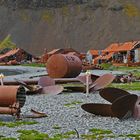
[0,69,24,76]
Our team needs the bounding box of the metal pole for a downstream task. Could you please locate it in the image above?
[86,70,91,96]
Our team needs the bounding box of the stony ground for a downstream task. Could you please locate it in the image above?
[0,91,139,139]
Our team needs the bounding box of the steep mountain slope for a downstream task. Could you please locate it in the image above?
[0,0,140,56]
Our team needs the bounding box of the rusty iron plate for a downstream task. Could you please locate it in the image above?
[133,96,140,119]
[16,80,43,95]
[41,85,64,95]
[90,74,100,82]
[81,103,114,117]
[111,94,138,119]
[26,88,43,95]
[16,80,34,90]
[64,86,85,92]
[76,75,92,85]
[25,109,48,118]
[99,87,130,103]
[38,76,55,87]
[89,74,115,92]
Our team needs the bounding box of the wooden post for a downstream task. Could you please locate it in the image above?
[86,70,91,96]
[0,73,4,86]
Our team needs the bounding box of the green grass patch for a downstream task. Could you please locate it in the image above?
[113,66,140,71]
[81,128,140,139]
[110,82,140,90]
[124,3,140,17]
[100,63,113,70]
[21,63,45,67]
[81,128,114,139]
[62,83,84,88]
[0,34,16,50]
[64,101,83,107]
[89,128,112,135]
[0,138,17,140]
[17,129,76,140]
[17,129,49,140]
[0,121,38,128]
[50,131,76,140]
[52,125,62,130]
[41,10,54,23]
[100,63,140,71]
[119,134,140,139]
[1,128,139,140]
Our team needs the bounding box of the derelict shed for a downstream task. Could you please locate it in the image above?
[0,48,33,63]
[99,41,140,64]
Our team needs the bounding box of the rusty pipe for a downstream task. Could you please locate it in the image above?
[0,107,18,115]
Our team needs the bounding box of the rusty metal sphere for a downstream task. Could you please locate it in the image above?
[46,54,82,78]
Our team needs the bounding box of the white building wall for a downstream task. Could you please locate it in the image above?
[135,48,140,62]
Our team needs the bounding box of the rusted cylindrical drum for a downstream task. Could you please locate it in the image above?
[0,86,26,107]
[47,54,82,78]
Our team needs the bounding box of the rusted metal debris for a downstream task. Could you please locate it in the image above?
[0,86,26,118]
[3,73,99,86]
[38,76,55,87]
[41,85,64,95]
[17,78,64,95]
[81,87,140,120]
[47,54,82,78]
[114,73,137,83]
[0,85,49,119]
[36,74,114,93]
[81,104,114,117]
[89,73,115,92]
[16,80,43,95]
[8,73,115,94]
[24,109,48,118]
[99,87,130,103]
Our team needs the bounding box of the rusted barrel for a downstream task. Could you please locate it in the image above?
[0,86,26,107]
[47,54,82,78]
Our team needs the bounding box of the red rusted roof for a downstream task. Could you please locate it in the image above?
[0,48,20,60]
[103,41,140,52]
[94,55,103,61]
[89,50,99,56]
[102,43,119,52]
[101,52,114,60]
[94,52,114,61]
[118,41,139,51]
[47,49,63,55]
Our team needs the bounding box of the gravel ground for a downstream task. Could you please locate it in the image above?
[0,91,139,139]
[0,66,139,139]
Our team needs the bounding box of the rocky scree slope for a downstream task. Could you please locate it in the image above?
[0,0,140,56]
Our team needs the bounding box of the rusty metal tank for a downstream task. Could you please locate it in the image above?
[46,54,82,78]
[0,86,26,108]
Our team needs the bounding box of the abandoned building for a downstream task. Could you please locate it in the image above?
[0,48,34,64]
[90,41,140,65]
